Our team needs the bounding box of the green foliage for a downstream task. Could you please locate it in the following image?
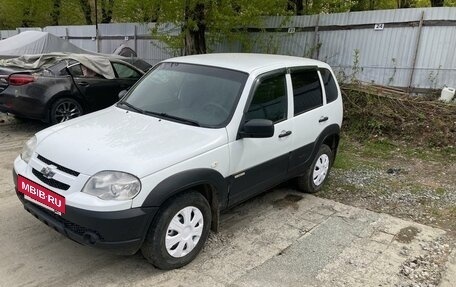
[113,0,160,22]
[350,49,363,84]
[1,0,456,31]
[342,86,456,147]
[127,0,291,55]
[0,0,89,28]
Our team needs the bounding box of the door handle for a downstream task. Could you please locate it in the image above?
[78,81,89,87]
[278,130,292,138]
[319,116,329,123]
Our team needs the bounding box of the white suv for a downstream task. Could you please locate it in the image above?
[14,53,343,269]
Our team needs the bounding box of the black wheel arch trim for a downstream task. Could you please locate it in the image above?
[288,123,340,178]
[312,124,340,163]
[141,168,228,232]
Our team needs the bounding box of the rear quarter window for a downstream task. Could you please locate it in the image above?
[319,68,339,103]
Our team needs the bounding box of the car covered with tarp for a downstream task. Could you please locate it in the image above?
[0,53,144,124]
[0,31,152,72]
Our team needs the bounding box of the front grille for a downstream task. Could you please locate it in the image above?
[37,155,80,177]
[32,168,70,190]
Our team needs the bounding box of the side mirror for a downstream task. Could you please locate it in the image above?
[239,119,274,138]
[118,89,128,99]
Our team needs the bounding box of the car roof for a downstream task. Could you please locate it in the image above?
[163,53,328,74]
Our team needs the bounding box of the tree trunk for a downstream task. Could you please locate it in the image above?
[287,0,304,15]
[430,0,444,6]
[79,0,93,25]
[396,0,414,8]
[183,2,206,55]
[101,0,115,23]
[51,0,62,25]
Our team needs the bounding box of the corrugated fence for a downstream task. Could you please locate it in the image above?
[1,7,456,90]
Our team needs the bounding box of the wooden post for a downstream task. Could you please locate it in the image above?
[408,11,424,93]
[313,14,320,59]
[134,25,137,53]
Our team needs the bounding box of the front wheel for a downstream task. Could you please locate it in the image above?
[141,192,211,270]
[297,144,333,193]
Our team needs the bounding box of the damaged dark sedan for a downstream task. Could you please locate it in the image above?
[0,53,144,124]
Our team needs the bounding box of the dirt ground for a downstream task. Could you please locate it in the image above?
[0,114,454,287]
[319,137,456,237]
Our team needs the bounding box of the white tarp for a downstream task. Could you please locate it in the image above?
[0,31,90,55]
[0,53,116,79]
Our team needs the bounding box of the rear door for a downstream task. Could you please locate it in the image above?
[288,67,328,174]
[69,63,122,111]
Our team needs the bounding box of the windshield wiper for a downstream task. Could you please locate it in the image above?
[146,111,200,127]
[117,101,145,114]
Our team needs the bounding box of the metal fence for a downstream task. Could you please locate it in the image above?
[214,7,456,91]
[0,23,176,65]
[1,7,456,90]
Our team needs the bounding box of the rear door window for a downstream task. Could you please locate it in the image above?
[113,63,141,79]
[290,69,323,115]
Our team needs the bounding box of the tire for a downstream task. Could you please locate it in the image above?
[141,192,211,270]
[50,98,83,124]
[297,144,333,193]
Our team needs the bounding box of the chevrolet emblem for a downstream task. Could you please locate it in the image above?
[40,165,57,179]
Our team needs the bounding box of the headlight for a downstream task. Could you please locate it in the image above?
[82,171,141,200]
[21,136,37,163]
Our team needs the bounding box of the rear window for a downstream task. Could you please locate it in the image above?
[290,69,323,115]
[319,68,338,103]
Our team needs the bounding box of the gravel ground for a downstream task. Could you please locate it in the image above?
[318,138,456,286]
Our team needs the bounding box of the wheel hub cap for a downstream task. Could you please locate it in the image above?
[165,206,204,258]
[313,154,330,186]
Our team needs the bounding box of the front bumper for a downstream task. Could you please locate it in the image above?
[16,191,158,255]
[15,165,158,255]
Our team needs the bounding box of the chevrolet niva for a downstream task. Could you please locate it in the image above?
[13,53,343,270]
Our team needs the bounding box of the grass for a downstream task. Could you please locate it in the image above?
[361,139,397,159]
[322,134,456,233]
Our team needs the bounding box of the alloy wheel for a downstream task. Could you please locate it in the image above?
[54,101,82,122]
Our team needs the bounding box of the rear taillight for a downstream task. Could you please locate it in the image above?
[9,74,35,86]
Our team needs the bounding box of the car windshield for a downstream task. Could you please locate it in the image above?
[120,62,248,127]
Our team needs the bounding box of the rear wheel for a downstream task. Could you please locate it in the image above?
[50,98,83,124]
[141,192,211,270]
[297,144,333,193]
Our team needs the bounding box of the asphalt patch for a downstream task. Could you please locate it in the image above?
[272,194,303,210]
[395,226,420,243]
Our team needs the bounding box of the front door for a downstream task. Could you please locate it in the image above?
[228,70,293,206]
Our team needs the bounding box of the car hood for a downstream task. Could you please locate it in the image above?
[35,107,228,178]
